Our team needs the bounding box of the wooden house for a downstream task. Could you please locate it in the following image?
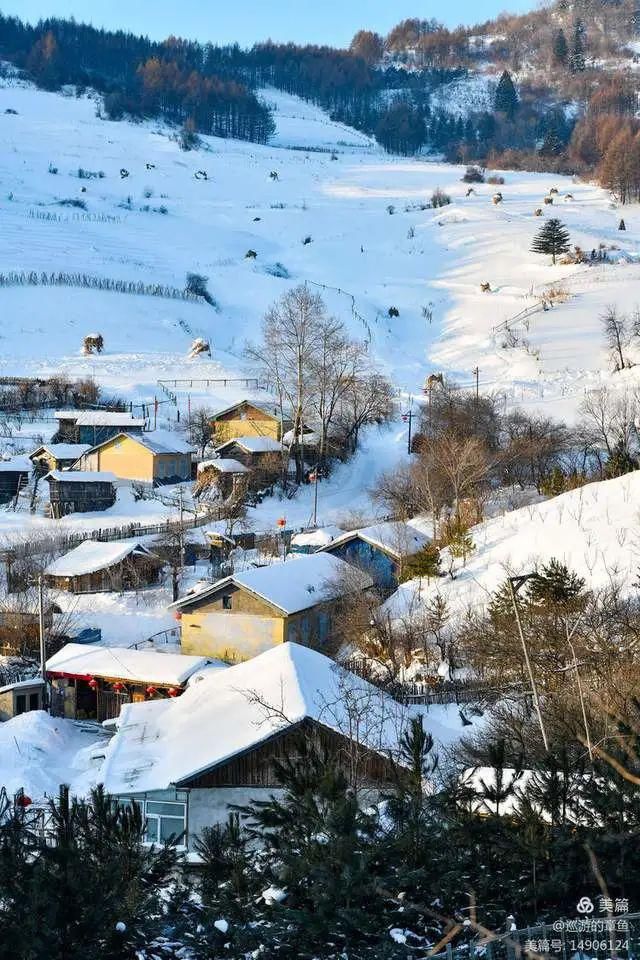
[170,552,372,662]
[44,539,164,594]
[45,470,117,518]
[0,678,45,722]
[0,456,30,504]
[196,458,248,499]
[322,519,431,590]
[100,642,407,851]
[214,435,284,488]
[54,410,146,445]
[76,431,194,485]
[46,643,221,722]
[29,443,91,473]
[211,399,289,444]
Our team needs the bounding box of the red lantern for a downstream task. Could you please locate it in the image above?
[146,685,157,696]
[167,687,179,698]
[112,682,124,693]
[277,517,286,528]
[88,677,98,690]
[174,611,182,621]
[16,794,32,808]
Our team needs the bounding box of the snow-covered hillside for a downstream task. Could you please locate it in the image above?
[2,78,640,426]
[385,471,640,624]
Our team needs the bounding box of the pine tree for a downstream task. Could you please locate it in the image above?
[494,70,519,119]
[528,559,586,609]
[570,20,586,72]
[531,217,571,264]
[552,28,568,67]
[237,738,395,957]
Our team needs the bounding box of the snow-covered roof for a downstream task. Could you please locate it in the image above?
[0,456,31,472]
[197,458,249,474]
[0,678,45,694]
[30,443,91,461]
[171,552,373,616]
[216,435,283,454]
[100,641,408,793]
[45,470,116,483]
[54,411,146,427]
[291,525,345,549]
[282,428,320,445]
[83,430,194,456]
[46,643,218,686]
[325,519,431,560]
[44,539,158,578]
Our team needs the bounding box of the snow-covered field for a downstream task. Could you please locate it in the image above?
[3,77,639,427]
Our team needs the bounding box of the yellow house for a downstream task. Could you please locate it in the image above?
[170,553,372,663]
[77,430,194,485]
[211,400,290,444]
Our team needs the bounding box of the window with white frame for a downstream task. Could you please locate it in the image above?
[118,798,187,844]
[144,800,187,843]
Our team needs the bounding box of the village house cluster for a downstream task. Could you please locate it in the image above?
[0,397,437,853]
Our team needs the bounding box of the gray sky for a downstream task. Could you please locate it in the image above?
[1,0,533,47]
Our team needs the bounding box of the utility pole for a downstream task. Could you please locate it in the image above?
[178,485,185,575]
[402,397,414,454]
[311,468,319,527]
[509,576,549,752]
[37,574,48,711]
[473,366,480,402]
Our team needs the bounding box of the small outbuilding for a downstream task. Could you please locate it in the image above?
[47,643,222,722]
[214,435,285,487]
[196,458,248,499]
[76,430,194,485]
[29,443,91,472]
[44,539,164,594]
[0,678,45,721]
[45,470,117,518]
[0,456,30,504]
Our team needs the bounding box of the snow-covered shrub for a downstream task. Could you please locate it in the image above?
[431,188,451,208]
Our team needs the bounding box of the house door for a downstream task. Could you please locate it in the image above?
[96,689,131,722]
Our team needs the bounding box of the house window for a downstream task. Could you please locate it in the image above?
[29,692,40,710]
[144,800,187,844]
[222,594,232,610]
[15,694,26,715]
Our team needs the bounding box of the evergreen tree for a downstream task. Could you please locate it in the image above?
[570,20,586,72]
[552,28,568,67]
[494,70,519,120]
[605,438,638,478]
[531,218,571,264]
[528,559,586,609]
[237,738,395,958]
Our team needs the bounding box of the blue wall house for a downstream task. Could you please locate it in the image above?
[321,520,431,591]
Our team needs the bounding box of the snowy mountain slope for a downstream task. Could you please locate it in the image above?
[1,78,639,427]
[385,471,640,624]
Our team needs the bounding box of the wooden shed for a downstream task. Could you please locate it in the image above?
[214,436,285,488]
[45,470,117,518]
[0,456,30,504]
[44,539,164,594]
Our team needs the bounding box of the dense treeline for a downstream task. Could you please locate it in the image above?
[0,14,274,142]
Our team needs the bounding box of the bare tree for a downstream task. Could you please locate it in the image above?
[186,406,214,459]
[601,304,630,372]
